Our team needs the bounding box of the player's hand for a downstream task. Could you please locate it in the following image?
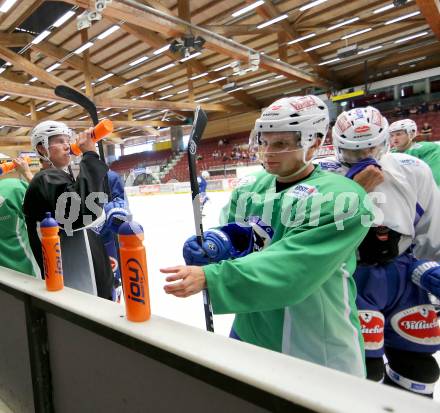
[13,157,33,182]
[353,165,384,192]
[161,265,207,297]
[77,127,96,154]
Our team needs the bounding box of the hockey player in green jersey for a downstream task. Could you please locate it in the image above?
[390,119,440,186]
[162,95,373,377]
[0,178,40,277]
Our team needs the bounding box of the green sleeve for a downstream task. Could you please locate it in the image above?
[204,207,369,314]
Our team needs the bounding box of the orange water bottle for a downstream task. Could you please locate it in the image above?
[118,221,151,322]
[40,212,64,291]
[70,119,114,156]
[0,156,31,176]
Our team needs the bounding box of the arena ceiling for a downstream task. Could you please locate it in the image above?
[0,0,439,152]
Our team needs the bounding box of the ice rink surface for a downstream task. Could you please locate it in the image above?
[128,190,440,401]
[129,191,234,337]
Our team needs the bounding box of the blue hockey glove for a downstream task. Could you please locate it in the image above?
[182,217,274,265]
[410,260,440,298]
[345,158,381,180]
[102,198,130,234]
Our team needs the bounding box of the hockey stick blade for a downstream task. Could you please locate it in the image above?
[188,106,208,147]
[54,86,99,126]
[54,85,106,162]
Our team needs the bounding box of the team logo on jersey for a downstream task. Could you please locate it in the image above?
[235,175,257,188]
[319,161,341,171]
[398,158,420,167]
[287,183,318,199]
[359,310,384,350]
[390,305,440,345]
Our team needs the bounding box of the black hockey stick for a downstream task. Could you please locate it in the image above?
[187,106,214,333]
[54,85,105,161]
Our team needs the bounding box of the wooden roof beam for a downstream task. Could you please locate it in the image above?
[0,46,71,89]
[0,33,32,47]
[31,41,124,89]
[63,0,327,87]
[416,0,440,41]
[109,22,260,108]
[0,116,184,129]
[249,0,336,84]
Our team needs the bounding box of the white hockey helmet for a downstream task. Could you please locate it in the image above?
[332,106,389,163]
[389,119,417,138]
[253,95,329,151]
[30,120,73,157]
[201,170,210,179]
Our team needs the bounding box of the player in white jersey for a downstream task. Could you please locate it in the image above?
[318,106,440,397]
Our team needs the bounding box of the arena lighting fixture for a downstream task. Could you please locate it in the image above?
[97,25,120,40]
[36,106,46,112]
[140,91,154,98]
[394,31,428,43]
[73,42,94,54]
[299,0,328,12]
[0,0,17,13]
[257,14,288,29]
[213,63,231,72]
[327,17,359,31]
[46,63,61,72]
[157,84,173,92]
[0,95,10,102]
[129,55,149,66]
[53,10,76,27]
[0,68,5,74]
[358,45,383,54]
[208,77,227,83]
[97,73,114,82]
[46,101,57,107]
[158,94,173,100]
[318,57,340,65]
[123,77,140,85]
[248,79,269,87]
[304,42,331,52]
[190,72,208,80]
[226,87,243,93]
[170,35,206,57]
[288,33,316,45]
[384,11,420,25]
[373,3,394,14]
[177,88,189,94]
[180,52,201,62]
[398,56,426,65]
[29,77,38,82]
[31,30,51,45]
[195,97,209,102]
[341,28,372,40]
[232,0,264,17]
[153,44,170,55]
[156,63,175,72]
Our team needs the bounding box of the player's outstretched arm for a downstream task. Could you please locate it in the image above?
[161,266,206,298]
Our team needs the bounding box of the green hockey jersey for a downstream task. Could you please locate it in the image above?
[403,141,440,186]
[204,167,372,377]
[0,178,39,277]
